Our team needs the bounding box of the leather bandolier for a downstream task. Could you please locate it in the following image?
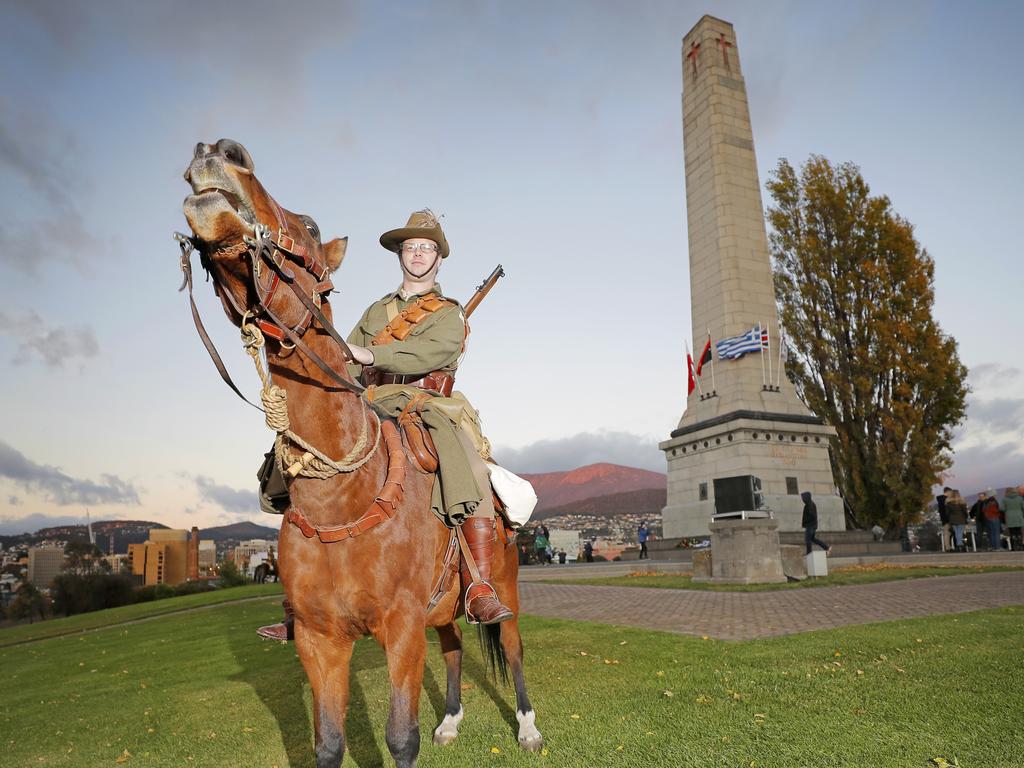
[359,293,462,397]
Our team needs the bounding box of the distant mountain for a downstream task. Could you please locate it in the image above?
[533,487,667,522]
[199,521,280,542]
[33,520,167,538]
[520,463,666,510]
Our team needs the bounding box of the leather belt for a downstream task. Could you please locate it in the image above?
[369,370,454,397]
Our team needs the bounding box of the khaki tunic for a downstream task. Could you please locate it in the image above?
[348,283,493,525]
[345,283,465,381]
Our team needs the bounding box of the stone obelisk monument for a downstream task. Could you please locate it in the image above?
[659,15,844,537]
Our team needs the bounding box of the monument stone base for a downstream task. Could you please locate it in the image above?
[780,544,807,580]
[663,494,845,539]
[693,517,787,584]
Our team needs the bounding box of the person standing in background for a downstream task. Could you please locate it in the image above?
[982,490,1003,551]
[936,487,951,551]
[970,492,989,549]
[945,489,968,552]
[999,486,1024,550]
[801,491,831,555]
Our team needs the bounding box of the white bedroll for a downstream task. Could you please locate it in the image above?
[487,464,538,527]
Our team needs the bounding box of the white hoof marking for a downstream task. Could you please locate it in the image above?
[432,706,464,746]
[516,709,544,751]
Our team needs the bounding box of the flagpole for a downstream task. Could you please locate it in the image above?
[758,323,766,387]
[765,321,773,390]
[706,328,716,394]
[777,325,785,388]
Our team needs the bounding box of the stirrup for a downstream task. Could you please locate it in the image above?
[464,579,513,625]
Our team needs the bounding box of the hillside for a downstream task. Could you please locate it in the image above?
[200,521,279,542]
[521,462,666,510]
[533,487,667,522]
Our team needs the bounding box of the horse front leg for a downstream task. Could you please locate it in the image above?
[382,616,428,768]
[294,624,354,768]
[432,621,464,745]
[500,618,544,751]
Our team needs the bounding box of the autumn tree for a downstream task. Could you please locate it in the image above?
[10,581,48,623]
[216,559,247,587]
[766,155,967,530]
[64,540,104,574]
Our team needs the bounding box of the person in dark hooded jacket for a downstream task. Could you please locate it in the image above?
[801,491,831,555]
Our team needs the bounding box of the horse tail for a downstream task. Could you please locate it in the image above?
[477,623,509,683]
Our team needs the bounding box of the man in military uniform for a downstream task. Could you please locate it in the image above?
[258,210,512,640]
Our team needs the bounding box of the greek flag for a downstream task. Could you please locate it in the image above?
[716,324,767,360]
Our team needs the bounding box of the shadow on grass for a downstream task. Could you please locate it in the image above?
[227,604,315,767]
[228,607,522,766]
[227,606,395,768]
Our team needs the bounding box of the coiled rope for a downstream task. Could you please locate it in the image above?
[240,315,380,479]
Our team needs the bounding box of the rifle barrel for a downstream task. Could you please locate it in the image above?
[464,264,505,318]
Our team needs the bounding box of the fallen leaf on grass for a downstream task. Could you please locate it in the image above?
[662,690,674,698]
[116,749,131,764]
[616,745,624,752]
[570,714,581,719]
[490,747,500,754]
[695,695,712,705]
[930,758,960,768]
[541,747,549,756]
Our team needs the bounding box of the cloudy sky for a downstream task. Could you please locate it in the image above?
[1,0,1021,534]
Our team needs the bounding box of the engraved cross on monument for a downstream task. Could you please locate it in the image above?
[660,16,845,538]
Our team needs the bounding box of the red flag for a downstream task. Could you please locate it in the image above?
[695,336,712,375]
[687,353,696,395]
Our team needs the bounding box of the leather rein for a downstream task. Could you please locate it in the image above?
[175,208,364,409]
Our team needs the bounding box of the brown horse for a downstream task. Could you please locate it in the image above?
[181,139,542,768]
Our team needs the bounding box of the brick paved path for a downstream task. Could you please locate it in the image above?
[518,571,1024,640]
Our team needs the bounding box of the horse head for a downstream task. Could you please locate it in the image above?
[182,138,348,338]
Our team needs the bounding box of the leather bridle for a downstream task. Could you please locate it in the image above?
[176,203,365,408]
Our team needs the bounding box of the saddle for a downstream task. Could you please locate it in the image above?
[396,404,512,544]
[397,395,440,473]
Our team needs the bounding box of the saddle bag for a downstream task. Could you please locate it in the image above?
[256,448,291,515]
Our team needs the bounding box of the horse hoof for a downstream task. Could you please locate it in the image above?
[432,730,458,746]
[432,707,463,746]
[519,734,544,753]
[516,709,543,752]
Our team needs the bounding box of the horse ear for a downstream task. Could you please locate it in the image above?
[324,236,348,271]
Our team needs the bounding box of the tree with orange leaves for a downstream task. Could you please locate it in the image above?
[766,155,967,530]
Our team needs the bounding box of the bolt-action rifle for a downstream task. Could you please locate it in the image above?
[463,264,505,318]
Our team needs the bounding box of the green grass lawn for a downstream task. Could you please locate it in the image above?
[0,583,284,648]
[2,591,1023,767]
[546,564,1024,592]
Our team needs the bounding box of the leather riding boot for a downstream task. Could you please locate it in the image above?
[257,598,294,641]
[460,517,514,625]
